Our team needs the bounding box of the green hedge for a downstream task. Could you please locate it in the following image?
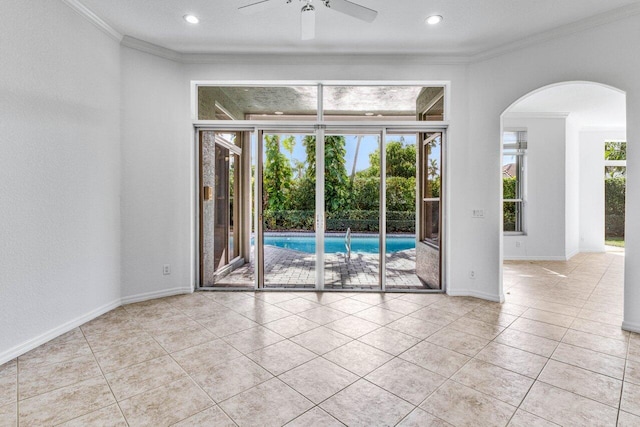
[263,210,415,233]
[605,177,625,237]
[503,177,517,231]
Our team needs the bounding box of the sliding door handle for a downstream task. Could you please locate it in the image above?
[203,186,213,201]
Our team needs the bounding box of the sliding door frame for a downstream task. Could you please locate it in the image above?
[194,122,448,293]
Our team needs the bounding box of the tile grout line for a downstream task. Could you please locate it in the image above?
[16,357,19,427]
[70,327,130,427]
[616,329,631,425]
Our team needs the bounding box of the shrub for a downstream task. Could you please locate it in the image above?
[605,177,625,237]
[262,209,415,233]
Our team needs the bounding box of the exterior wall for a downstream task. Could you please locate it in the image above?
[0,0,121,363]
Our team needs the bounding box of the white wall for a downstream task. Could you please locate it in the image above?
[565,116,580,258]
[503,116,568,260]
[120,47,192,301]
[183,59,474,295]
[466,13,640,330]
[0,0,121,362]
[579,130,627,252]
[123,12,640,314]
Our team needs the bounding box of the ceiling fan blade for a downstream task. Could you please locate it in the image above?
[300,5,316,40]
[238,0,281,15]
[324,0,377,23]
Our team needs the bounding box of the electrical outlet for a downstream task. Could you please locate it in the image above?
[472,209,485,218]
[469,270,476,279]
[163,264,171,275]
[516,241,521,248]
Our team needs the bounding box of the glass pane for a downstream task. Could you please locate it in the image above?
[384,134,423,289]
[324,134,381,289]
[323,86,444,121]
[214,144,230,270]
[605,167,626,239]
[604,141,626,160]
[503,201,523,232]
[198,86,317,121]
[229,152,240,260]
[414,132,442,289]
[262,133,316,288]
[423,201,440,243]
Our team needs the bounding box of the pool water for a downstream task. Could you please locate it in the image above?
[261,235,415,254]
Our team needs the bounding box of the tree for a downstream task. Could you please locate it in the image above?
[290,135,350,212]
[605,141,627,178]
[359,140,416,179]
[263,135,293,211]
[324,135,350,211]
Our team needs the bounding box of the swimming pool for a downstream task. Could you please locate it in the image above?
[261,234,415,254]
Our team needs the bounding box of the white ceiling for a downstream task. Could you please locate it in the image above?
[78,0,640,55]
[507,83,627,129]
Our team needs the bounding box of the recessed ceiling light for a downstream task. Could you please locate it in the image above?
[426,15,443,25]
[274,111,284,115]
[183,14,199,24]
[365,112,374,116]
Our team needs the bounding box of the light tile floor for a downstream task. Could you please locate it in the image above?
[2,252,639,426]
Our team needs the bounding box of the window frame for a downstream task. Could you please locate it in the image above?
[503,129,527,235]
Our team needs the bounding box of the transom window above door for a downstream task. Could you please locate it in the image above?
[195,83,447,122]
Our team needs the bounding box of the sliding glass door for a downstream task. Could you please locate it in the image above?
[324,132,382,290]
[257,132,317,288]
[199,126,445,291]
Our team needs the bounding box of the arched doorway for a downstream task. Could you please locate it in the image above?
[499,82,627,328]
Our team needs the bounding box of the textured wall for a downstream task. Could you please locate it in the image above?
[415,242,440,289]
[0,0,121,361]
[120,46,192,299]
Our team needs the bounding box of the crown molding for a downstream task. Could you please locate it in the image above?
[121,36,182,62]
[472,2,640,63]
[580,125,626,133]
[503,112,571,119]
[180,51,469,65]
[64,0,640,67]
[61,0,122,42]
[119,36,470,65]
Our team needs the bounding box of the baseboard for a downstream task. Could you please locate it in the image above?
[565,248,580,260]
[504,255,567,261]
[447,288,504,303]
[622,320,640,334]
[579,247,606,253]
[0,298,121,366]
[121,287,193,305]
[0,286,194,366]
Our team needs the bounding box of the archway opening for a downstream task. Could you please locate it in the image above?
[500,82,627,323]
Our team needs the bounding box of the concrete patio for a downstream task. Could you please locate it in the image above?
[214,246,427,289]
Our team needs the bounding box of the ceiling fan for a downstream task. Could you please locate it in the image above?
[239,0,378,40]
